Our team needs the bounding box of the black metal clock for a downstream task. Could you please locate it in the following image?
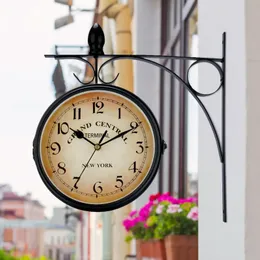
[33,84,166,212]
[38,23,228,221]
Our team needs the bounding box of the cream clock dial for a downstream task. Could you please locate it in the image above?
[33,85,163,211]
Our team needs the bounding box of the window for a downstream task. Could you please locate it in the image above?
[56,249,60,260]
[159,0,198,197]
[48,249,52,259]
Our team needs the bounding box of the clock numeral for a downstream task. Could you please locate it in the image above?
[93,181,103,194]
[115,176,123,189]
[51,142,61,155]
[73,176,80,189]
[129,161,138,173]
[93,101,104,114]
[136,141,144,154]
[57,122,69,135]
[118,108,121,119]
[130,121,138,134]
[57,162,66,175]
[73,108,81,120]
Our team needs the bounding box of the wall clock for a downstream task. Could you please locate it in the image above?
[33,84,166,211]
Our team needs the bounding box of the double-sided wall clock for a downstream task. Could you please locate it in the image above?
[33,23,228,221]
[33,84,166,211]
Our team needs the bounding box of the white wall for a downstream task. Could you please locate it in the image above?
[75,222,81,260]
[198,0,246,260]
[244,1,260,259]
[83,212,89,260]
[132,0,161,210]
[90,212,102,260]
[75,212,89,260]
[75,212,102,260]
[131,1,161,255]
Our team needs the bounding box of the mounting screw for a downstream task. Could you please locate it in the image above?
[88,23,105,55]
[162,140,167,154]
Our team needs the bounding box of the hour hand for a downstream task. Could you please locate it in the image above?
[70,128,95,146]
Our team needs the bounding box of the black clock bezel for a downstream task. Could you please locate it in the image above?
[33,84,163,212]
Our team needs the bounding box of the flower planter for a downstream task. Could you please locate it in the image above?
[136,239,166,260]
[164,235,198,260]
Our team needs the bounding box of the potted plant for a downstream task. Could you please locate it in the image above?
[147,193,198,260]
[123,192,198,260]
[123,192,166,260]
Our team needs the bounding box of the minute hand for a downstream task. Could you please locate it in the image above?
[100,128,135,147]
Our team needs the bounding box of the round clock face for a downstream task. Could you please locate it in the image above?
[33,84,162,211]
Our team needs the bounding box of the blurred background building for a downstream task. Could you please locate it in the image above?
[44,207,76,260]
[0,186,45,257]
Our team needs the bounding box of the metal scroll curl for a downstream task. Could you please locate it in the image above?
[52,56,96,85]
[187,59,224,97]
[98,63,119,85]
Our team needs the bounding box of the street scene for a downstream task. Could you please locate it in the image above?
[1,0,258,260]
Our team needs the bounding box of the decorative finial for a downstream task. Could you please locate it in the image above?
[88,23,105,55]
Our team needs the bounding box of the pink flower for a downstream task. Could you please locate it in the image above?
[156,193,180,204]
[123,219,133,231]
[167,204,182,214]
[181,197,197,203]
[187,206,198,221]
[129,210,138,218]
[139,207,149,219]
[163,192,171,196]
[122,214,147,231]
[139,201,154,219]
[149,192,161,201]
[156,205,164,214]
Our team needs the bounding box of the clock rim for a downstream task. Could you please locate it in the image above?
[33,84,163,212]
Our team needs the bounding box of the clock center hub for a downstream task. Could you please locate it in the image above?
[94,144,101,151]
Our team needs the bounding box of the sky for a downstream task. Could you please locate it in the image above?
[0,0,95,218]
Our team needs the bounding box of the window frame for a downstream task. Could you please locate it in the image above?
[159,0,197,198]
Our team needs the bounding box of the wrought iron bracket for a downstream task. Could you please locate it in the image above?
[46,23,227,223]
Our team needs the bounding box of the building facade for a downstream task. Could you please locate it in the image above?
[0,190,45,257]
[44,207,76,260]
[44,226,75,260]
[133,0,260,260]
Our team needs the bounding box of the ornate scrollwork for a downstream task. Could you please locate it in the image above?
[52,56,96,85]
[97,60,120,84]
[187,59,224,97]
